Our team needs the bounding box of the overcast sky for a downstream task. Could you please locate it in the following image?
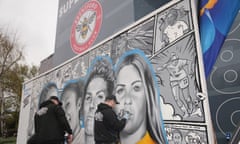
[0,0,59,66]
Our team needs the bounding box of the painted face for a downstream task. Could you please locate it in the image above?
[28,99,37,137]
[62,90,79,133]
[167,15,174,26]
[187,136,200,144]
[115,65,146,134]
[40,86,58,105]
[46,86,58,100]
[84,77,107,136]
[173,132,182,144]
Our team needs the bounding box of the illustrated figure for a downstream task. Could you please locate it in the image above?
[62,64,73,83]
[114,50,167,144]
[94,95,127,144]
[27,96,38,139]
[157,52,193,117]
[83,57,115,144]
[185,131,204,144]
[61,80,84,144]
[39,83,58,106]
[28,96,73,144]
[160,8,189,46]
[172,129,183,144]
[28,83,58,138]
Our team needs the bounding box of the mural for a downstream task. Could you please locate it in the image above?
[207,11,240,144]
[114,50,167,144]
[17,0,216,144]
[151,35,204,121]
[165,124,207,144]
[60,80,84,144]
[83,56,115,144]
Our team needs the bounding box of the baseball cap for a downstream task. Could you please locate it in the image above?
[105,95,120,104]
[50,96,62,106]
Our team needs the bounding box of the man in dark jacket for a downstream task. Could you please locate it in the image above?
[29,96,73,144]
[94,95,128,144]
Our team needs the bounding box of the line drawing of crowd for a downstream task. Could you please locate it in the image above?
[166,127,206,144]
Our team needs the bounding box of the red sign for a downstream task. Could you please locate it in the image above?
[70,0,102,54]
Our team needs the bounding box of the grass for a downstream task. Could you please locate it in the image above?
[0,137,16,144]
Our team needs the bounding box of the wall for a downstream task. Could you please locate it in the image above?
[17,0,216,143]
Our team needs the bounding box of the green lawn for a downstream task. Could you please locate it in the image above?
[0,137,16,144]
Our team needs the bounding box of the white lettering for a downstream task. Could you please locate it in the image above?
[58,0,80,18]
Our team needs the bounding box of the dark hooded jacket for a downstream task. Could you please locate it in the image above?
[30,100,72,144]
[94,103,126,143]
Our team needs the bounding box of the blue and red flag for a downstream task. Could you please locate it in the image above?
[200,0,240,77]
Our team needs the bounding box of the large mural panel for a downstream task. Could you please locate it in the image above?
[17,0,216,144]
[207,11,240,144]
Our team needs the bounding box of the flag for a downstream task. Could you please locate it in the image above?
[200,0,240,77]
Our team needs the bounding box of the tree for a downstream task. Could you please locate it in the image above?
[0,29,38,137]
[1,64,39,137]
[0,29,23,79]
[0,28,24,137]
[0,26,39,137]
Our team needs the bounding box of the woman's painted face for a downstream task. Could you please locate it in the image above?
[115,65,146,133]
[62,90,79,133]
[84,77,107,136]
[46,86,58,100]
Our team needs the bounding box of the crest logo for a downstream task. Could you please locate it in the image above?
[70,0,102,54]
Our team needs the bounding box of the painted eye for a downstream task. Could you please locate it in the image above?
[98,95,103,99]
[65,102,70,110]
[97,94,104,100]
[97,91,106,100]
[116,87,124,95]
[85,94,92,102]
[133,82,143,92]
[133,85,140,91]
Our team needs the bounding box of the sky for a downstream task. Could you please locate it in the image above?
[0,0,59,66]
